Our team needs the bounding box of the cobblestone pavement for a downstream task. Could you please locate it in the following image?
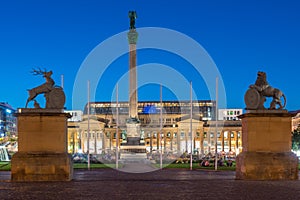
[0,169,299,200]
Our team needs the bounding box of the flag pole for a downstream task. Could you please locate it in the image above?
[215,77,219,171]
[160,84,163,170]
[190,81,193,170]
[116,83,119,169]
[87,80,90,170]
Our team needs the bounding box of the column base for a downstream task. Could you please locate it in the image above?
[11,152,73,182]
[236,151,298,180]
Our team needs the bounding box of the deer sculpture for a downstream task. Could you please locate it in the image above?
[25,68,65,109]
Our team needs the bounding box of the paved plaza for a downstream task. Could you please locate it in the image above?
[0,167,300,200]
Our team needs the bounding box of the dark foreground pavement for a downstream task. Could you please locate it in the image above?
[0,169,300,200]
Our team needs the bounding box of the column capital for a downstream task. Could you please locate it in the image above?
[128,29,138,44]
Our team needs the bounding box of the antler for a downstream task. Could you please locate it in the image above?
[31,67,47,76]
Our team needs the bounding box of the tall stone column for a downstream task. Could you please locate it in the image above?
[119,12,146,162]
[124,28,141,141]
[128,29,138,119]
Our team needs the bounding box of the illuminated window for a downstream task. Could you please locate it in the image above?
[224,132,228,139]
[231,132,234,138]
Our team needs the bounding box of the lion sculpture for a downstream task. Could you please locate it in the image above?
[245,71,286,110]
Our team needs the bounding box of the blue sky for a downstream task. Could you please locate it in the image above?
[0,0,299,111]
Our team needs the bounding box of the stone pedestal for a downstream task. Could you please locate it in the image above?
[120,120,146,160]
[236,110,298,180]
[11,109,73,181]
[126,122,141,138]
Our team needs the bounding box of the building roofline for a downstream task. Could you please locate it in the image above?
[0,102,15,111]
[86,100,215,106]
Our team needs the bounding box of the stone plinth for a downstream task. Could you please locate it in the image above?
[126,122,141,138]
[236,152,298,180]
[11,109,73,181]
[236,110,298,180]
[120,120,146,160]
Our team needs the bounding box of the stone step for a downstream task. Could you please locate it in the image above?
[120,153,147,160]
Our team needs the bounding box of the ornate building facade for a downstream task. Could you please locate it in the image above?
[67,101,242,156]
[291,110,300,131]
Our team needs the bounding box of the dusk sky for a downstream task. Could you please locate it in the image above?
[0,0,299,111]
